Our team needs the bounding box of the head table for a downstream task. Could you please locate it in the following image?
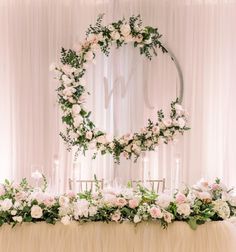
[0,221,235,252]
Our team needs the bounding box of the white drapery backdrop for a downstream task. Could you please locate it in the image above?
[0,0,236,191]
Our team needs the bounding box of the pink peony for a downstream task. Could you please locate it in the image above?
[149,206,163,219]
[128,198,139,209]
[175,192,187,204]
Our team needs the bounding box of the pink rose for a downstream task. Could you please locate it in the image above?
[149,206,163,219]
[152,126,160,134]
[128,198,139,209]
[43,197,56,207]
[115,197,127,208]
[111,211,121,222]
[197,192,212,201]
[163,119,172,127]
[67,191,75,198]
[175,192,187,204]
[211,183,220,191]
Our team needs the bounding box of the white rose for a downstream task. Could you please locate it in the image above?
[11,210,17,216]
[73,115,83,128]
[62,75,73,86]
[31,205,43,219]
[72,104,81,115]
[13,216,23,223]
[62,65,76,76]
[96,135,107,144]
[59,206,71,217]
[14,201,21,208]
[63,87,76,97]
[111,31,120,40]
[229,193,236,207]
[1,199,13,211]
[85,131,93,140]
[178,118,186,128]
[109,142,115,149]
[84,51,94,62]
[120,24,131,37]
[133,215,141,223]
[61,215,71,225]
[177,203,191,217]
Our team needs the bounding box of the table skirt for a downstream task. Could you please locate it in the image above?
[0,221,235,252]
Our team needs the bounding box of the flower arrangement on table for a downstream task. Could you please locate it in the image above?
[52,14,190,163]
[0,172,235,230]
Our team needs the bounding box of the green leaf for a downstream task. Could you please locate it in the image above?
[187,218,198,230]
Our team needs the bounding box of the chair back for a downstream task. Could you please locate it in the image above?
[68,178,104,192]
[130,178,165,193]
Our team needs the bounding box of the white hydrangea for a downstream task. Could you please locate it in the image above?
[1,199,13,211]
[156,194,172,209]
[213,200,230,219]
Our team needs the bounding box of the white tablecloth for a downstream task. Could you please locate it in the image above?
[0,221,235,252]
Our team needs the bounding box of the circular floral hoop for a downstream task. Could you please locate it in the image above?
[52,14,189,163]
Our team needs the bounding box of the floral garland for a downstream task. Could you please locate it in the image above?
[0,173,235,230]
[52,15,190,163]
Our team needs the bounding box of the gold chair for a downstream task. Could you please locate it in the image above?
[68,178,104,192]
[130,178,166,193]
